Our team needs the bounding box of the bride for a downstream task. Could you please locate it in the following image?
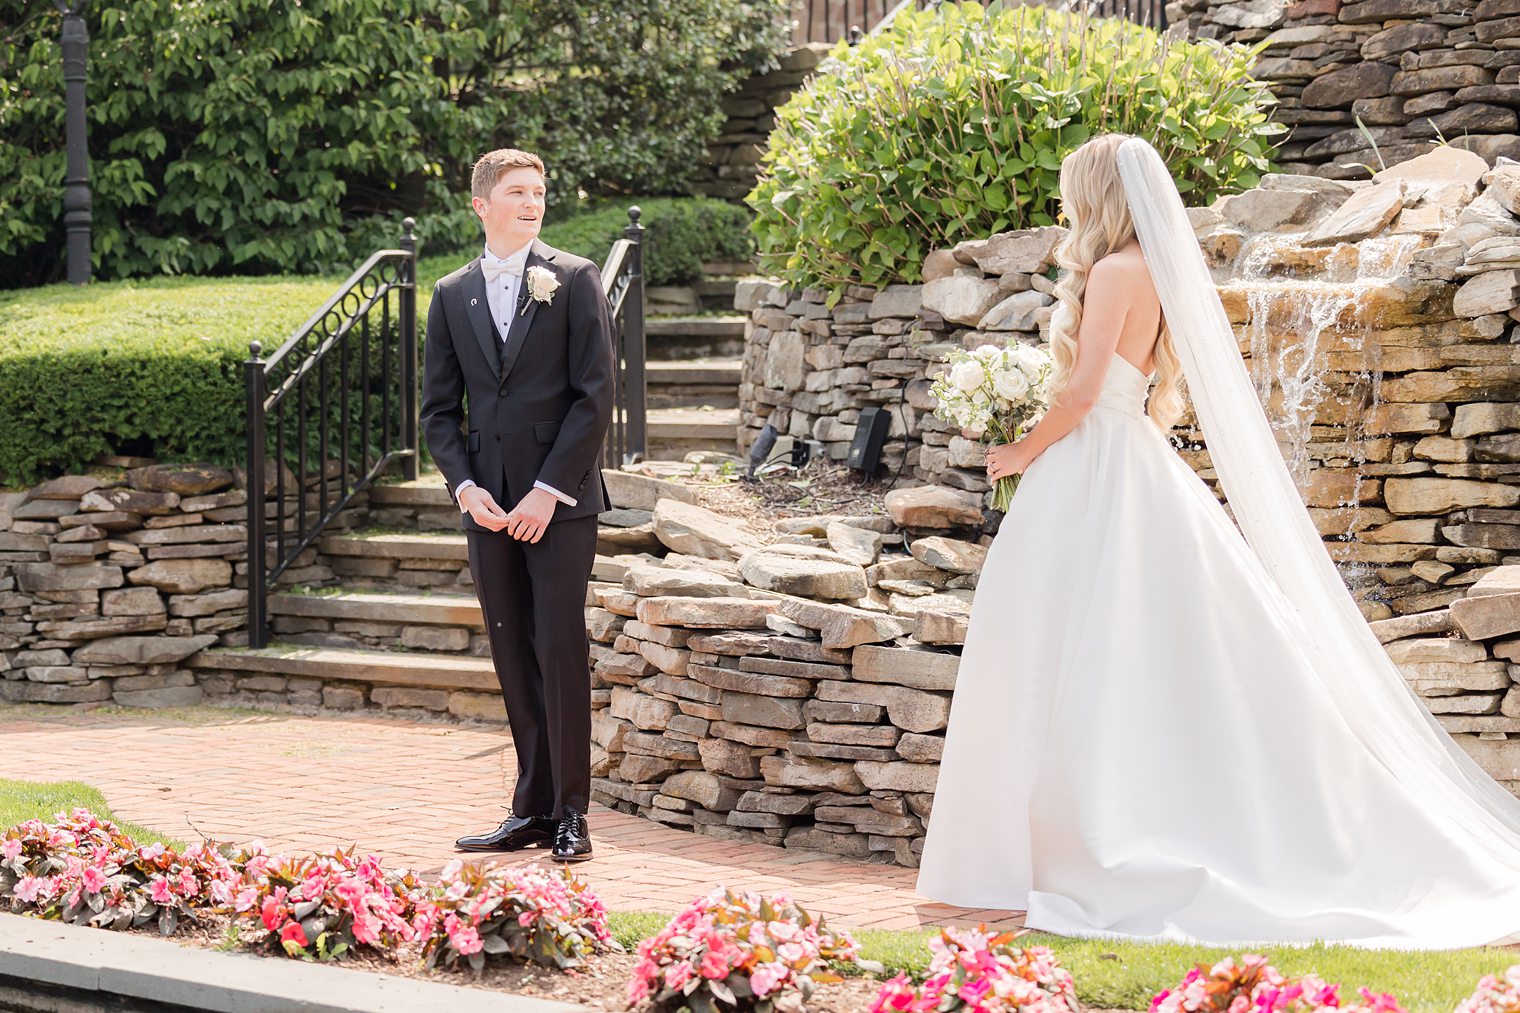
[915,133,1520,949]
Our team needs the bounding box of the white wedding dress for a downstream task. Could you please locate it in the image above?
[916,141,1520,950]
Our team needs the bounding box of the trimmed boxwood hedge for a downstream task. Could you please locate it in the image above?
[0,198,753,484]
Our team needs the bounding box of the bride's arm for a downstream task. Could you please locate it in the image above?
[986,259,1131,479]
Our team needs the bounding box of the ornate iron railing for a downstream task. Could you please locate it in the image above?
[602,206,648,469]
[244,219,418,648]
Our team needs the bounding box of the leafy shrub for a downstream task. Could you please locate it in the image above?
[0,276,326,485]
[1458,966,1520,1013]
[412,860,617,971]
[870,926,1079,1012]
[748,2,1283,298]
[1150,954,1404,1013]
[540,197,755,287]
[0,809,242,936]
[236,844,422,961]
[626,888,867,1012]
[0,0,786,287]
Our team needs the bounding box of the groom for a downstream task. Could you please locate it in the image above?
[421,148,615,862]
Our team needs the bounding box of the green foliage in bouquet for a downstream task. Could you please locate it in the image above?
[748,1,1283,300]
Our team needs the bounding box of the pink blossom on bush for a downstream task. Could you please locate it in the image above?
[1456,966,1520,1013]
[1150,955,1405,1013]
[867,927,1079,1013]
[627,888,862,1012]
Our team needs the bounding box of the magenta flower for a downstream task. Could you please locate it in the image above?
[80,865,107,893]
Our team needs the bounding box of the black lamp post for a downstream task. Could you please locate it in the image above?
[56,0,91,285]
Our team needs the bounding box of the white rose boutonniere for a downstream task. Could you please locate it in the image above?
[524,265,560,313]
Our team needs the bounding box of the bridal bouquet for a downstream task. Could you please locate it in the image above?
[930,342,1053,512]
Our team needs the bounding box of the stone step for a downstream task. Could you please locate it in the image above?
[319,529,466,560]
[645,315,747,361]
[647,359,742,386]
[647,358,741,411]
[271,589,482,627]
[646,407,740,461]
[188,643,500,693]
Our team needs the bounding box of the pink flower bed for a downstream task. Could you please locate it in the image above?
[1457,966,1520,1013]
[1150,954,1404,1013]
[412,859,616,971]
[870,926,1080,1012]
[1,809,241,935]
[627,888,866,1012]
[1,809,614,971]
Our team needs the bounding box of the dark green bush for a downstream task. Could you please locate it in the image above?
[0,195,749,483]
[748,2,1284,298]
[0,0,786,288]
[539,198,755,287]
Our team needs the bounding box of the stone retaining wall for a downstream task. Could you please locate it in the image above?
[1169,0,1520,178]
[739,147,1520,621]
[0,464,362,709]
[583,474,1520,866]
[695,45,829,201]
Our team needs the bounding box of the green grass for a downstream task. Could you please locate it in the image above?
[0,778,182,850]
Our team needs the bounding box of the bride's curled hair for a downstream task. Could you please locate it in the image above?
[1047,133,1184,432]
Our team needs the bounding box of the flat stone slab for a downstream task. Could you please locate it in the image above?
[0,911,585,1012]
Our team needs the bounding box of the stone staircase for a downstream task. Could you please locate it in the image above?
[187,479,626,721]
[643,318,745,461]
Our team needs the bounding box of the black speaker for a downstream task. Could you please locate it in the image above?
[846,407,891,473]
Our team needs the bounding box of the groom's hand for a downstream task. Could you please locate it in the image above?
[459,486,511,532]
[504,488,557,543]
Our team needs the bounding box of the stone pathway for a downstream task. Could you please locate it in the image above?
[0,705,1023,933]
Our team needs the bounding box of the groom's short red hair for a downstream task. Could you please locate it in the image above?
[471,149,546,200]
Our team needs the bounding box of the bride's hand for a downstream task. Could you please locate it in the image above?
[985,442,1033,482]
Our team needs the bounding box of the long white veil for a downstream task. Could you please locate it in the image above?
[1116,137,1520,856]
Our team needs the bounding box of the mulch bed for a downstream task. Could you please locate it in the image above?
[90,910,899,1012]
[649,458,896,540]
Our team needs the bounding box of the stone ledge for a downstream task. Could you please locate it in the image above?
[0,911,585,1013]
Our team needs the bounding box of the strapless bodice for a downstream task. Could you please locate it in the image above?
[1093,356,1153,418]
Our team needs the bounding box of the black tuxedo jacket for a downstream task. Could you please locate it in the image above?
[421,239,615,531]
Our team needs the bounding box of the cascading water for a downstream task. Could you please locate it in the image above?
[1223,234,1423,550]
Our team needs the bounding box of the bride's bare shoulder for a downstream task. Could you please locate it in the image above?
[1092,245,1156,294]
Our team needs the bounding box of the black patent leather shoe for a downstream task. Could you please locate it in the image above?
[455,813,554,852]
[550,810,593,862]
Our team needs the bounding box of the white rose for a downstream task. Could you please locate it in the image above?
[972,343,1002,363]
[526,265,560,304]
[948,360,984,394]
[1014,343,1048,374]
[993,368,1030,401]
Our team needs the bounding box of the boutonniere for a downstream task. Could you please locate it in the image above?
[523,265,559,314]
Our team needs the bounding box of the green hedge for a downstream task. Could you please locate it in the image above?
[0,198,752,484]
[748,2,1283,298]
[539,197,754,287]
[0,0,786,288]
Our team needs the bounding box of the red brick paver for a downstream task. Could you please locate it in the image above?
[0,706,1023,932]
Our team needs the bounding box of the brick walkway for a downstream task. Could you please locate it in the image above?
[0,705,1022,933]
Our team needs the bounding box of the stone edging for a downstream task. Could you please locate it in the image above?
[0,910,587,1013]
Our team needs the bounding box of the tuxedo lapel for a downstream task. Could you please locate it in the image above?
[498,241,557,386]
[460,260,499,379]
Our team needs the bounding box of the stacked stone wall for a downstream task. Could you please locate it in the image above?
[1169,0,1520,177]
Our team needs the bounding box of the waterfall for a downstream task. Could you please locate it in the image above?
[1221,234,1423,547]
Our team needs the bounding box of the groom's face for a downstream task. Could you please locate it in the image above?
[474,167,546,249]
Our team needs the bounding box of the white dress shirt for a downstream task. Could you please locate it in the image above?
[454,241,577,513]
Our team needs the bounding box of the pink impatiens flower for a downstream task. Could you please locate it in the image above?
[1,838,21,861]
[280,922,309,949]
[149,876,174,905]
[750,961,789,999]
[13,876,44,903]
[80,865,106,893]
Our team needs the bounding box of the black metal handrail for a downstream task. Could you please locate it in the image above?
[602,206,647,469]
[244,219,418,648]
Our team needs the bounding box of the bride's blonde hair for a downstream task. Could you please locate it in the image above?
[1048,133,1184,432]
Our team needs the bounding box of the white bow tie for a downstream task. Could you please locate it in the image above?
[481,258,524,283]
